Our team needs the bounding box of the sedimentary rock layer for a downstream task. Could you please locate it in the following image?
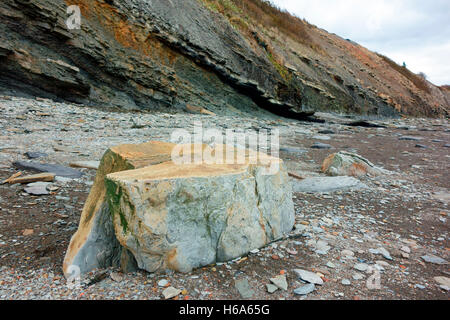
[0,0,447,117]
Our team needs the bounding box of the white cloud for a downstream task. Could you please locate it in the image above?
[271,0,450,85]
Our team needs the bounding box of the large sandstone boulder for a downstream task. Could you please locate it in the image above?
[64,142,295,276]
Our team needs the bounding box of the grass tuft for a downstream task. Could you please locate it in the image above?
[200,0,322,53]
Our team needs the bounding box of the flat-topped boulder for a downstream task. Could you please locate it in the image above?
[64,142,294,276]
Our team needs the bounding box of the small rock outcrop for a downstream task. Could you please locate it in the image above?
[321,152,388,177]
[64,141,295,276]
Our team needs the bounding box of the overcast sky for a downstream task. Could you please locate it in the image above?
[271,0,450,86]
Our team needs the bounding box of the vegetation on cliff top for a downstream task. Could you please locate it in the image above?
[200,0,322,52]
[376,53,431,94]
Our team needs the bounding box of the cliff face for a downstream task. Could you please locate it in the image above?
[0,0,448,118]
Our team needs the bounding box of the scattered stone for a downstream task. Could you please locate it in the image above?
[341,250,355,257]
[266,284,279,294]
[311,142,332,149]
[346,121,386,128]
[314,268,331,277]
[399,136,423,141]
[69,161,100,170]
[39,257,51,264]
[369,247,393,261]
[162,287,182,300]
[315,240,331,255]
[415,284,426,290]
[13,161,83,179]
[375,261,390,268]
[55,196,70,201]
[415,144,428,149]
[432,192,450,203]
[24,182,51,196]
[25,152,48,159]
[110,272,124,282]
[294,283,315,296]
[421,255,448,265]
[270,275,288,291]
[433,276,450,288]
[341,279,351,286]
[292,176,367,193]
[0,145,16,152]
[53,145,78,153]
[157,279,169,287]
[354,263,369,272]
[313,135,331,141]
[353,273,365,280]
[294,269,324,285]
[235,279,254,299]
[326,262,336,269]
[280,146,307,155]
[55,176,74,184]
[400,246,411,254]
[22,229,34,236]
[318,129,335,134]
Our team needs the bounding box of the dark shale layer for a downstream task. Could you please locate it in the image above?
[0,0,448,118]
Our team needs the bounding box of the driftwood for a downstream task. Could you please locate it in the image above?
[288,172,305,180]
[7,173,55,184]
[1,171,22,184]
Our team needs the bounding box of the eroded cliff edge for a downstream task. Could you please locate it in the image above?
[0,0,448,118]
